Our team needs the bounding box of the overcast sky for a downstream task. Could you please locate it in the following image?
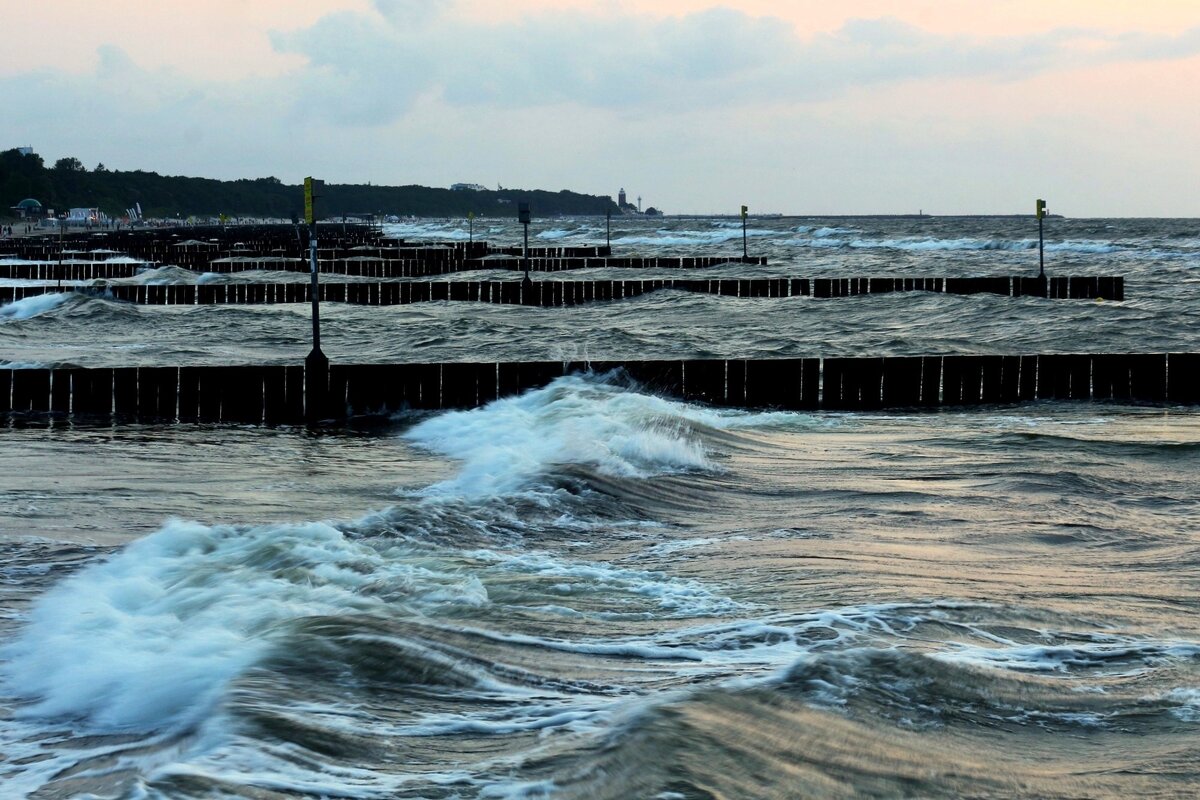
[2,0,1198,216]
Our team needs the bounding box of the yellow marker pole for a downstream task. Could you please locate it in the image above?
[304,177,327,421]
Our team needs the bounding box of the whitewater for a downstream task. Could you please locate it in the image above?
[1,216,1199,798]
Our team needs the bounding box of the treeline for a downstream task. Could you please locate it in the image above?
[0,150,619,219]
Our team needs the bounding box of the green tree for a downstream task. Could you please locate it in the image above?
[53,157,86,173]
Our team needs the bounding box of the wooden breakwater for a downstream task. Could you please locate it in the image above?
[0,224,383,264]
[0,261,151,281]
[195,254,766,275]
[0,276,1124,306]
[3,353,1193,423]
[0,254,764,280]
[0,227,632,274]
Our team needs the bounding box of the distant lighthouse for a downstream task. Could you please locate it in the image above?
[618,188,627,208]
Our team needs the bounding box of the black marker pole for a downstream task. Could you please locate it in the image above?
[1037,199,1046,278]
[741,205,749,261]
[519,202,532,298]
[57,216,64,291]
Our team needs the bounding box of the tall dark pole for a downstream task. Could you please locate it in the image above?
[57,217,64,291]
[519,202,532,296]
[606,208,611,252]
[304,177,328,422]
[1039,216,1044,277]
[308,222,322,357]
[468,211,474,245]
[1036,198,1047,279]
[741,204,748,261]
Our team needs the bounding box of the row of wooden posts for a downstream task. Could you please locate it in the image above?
[0,275,1124,306]
[2,353,1193,424]
[0,255,765,280]
[0,228,618,273]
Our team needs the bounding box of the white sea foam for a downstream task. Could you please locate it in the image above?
[0,278,88,287]
[812,226,855,238]
[0,520,746,741]
[0,519,491,732]
[612,228,776,247]
[383,222,471,241]
[789,235,1121,253]
[1,377,798,740]
[464,548,745,618]
[403,374,797,498]
[934,640,1200,674]
[1160,688,1200,722]
[0,292,70,320]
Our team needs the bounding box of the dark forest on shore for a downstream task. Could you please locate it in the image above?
[0,150,619,220]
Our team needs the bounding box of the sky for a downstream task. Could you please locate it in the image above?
[2,0,1198,216]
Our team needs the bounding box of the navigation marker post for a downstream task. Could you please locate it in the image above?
[606,208,611,251]
[519,202,532,296]
[1036,199,1048,279]
[56,215,64,291]
[741,205,749,261]
[304,177,328,422]
[468,211,475,245]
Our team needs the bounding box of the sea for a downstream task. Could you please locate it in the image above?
[1,216,1198,798]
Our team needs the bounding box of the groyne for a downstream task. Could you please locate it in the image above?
[3,353,1192,424]
[0,275,1124,305]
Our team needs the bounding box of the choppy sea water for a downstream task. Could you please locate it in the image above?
[1,216,1199,798]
